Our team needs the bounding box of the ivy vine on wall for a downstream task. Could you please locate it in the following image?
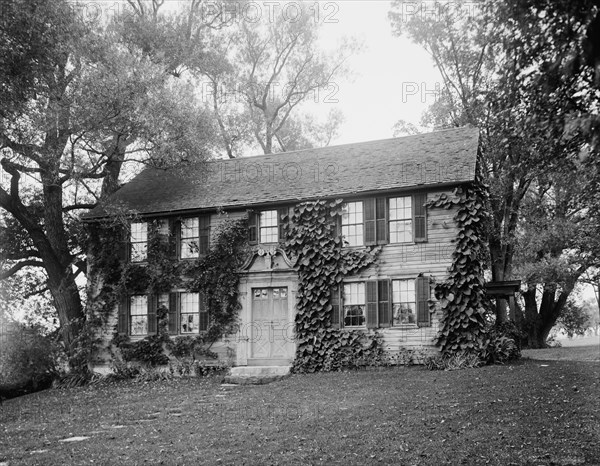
[88,216,248,366]
[428,183,490,356]
[283,199,382,373]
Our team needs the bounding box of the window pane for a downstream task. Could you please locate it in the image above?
[390,219,413,243]
[341,202,364,246]
[130,295,148,335]
[260,210,278,243]
[392,280,416,325]
[389,197,412,243]
[180,293,199,334]
[181,238,199,259]
[343,282,365,326]
[130,222,148,262]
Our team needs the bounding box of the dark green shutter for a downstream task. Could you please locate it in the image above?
[416,276,431,327]
[199,215,210,255]
[118,295,129,335]
[378,280,392,328]
[376,197,388,244]
[199,292,209,331]
[147,295,157,334]
[364,198,376,246]
[330,285,341,329]
[248,211,258,245]
[168,293,178,334]
[366,281,378,328]
[278,207,288,242]
[413,193,427,242]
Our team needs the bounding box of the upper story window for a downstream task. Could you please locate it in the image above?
[179,216,210,259]
[389,196,413,243]
[180,218,200,259]
[341,201,364,247]
[248,208,287,245]
[259,210,279,244]
[130,221,148,262]
[343,282,366,327]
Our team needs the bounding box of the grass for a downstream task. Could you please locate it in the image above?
[1,359,599,466]
[522,344,600,362]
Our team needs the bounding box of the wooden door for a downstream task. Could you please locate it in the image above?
[251,287,292,360]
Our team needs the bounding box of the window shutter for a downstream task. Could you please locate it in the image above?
[376,197,388,244]
[278,207,288,242]
[199,292,209,331]
[248,211,258,245]
[119,226,129,262]
[118,295,129,335]
[366,281,378,328]
[330,285,341,329]
[168,219,179,258]
[364,198,376,246]
[378,280,392,328]
[168,292,178,334]
[334,213,342,240]
[199,215,210,255]
[416,276,431,327]
[147,294,157,334]
[413,193,427,242]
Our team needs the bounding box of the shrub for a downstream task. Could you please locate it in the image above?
[424,352,482,370]
[0,324,62,396]
[481,322,522,364]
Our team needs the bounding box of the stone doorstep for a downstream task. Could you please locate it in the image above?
[222,365,291,385]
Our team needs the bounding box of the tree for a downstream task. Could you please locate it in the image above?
[389,0,600,346]
[203,3,355,157]
[0,0,216,369]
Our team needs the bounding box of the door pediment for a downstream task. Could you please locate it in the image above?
[240,246,294,272]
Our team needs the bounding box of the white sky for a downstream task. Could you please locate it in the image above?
[310,0,440,144]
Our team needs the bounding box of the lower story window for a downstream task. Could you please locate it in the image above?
[343,282,365,327]
[180,292,200,334]
[130,295,148,335]
[392,279,416,325]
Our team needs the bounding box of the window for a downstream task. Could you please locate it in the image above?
[330,277,431,329]
[130,222,148,262]
[389,197,413,243]
[179,216,210,259]
[341,202,364,246]
[130,295,148,335]
[343,282,366,327]
[259,210,278,243]
[392,280,416,325]
[180,218,199,259]
[179,292,200,334]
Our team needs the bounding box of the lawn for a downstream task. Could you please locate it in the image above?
[1,359,599,466]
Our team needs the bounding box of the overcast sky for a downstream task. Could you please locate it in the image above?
[313,1,440,144]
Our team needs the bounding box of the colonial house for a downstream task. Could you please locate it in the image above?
[85,126,480,371]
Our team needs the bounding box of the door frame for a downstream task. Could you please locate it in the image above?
[237,274,297,366]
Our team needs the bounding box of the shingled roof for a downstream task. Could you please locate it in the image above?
[85,126,479,219]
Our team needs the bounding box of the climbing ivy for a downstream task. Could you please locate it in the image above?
[283,199,381,373]
[429,183,490,356]
[89,216,248,367]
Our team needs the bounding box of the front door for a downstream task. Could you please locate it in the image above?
[251,287,293,362]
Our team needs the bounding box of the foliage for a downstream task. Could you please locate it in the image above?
[0,0,216,373]
[557,298,598,338]
[283,199,381,373]
[389,0,600,347]
[0,324,62,391]
[99,217,247,368]
[481,321,522,364]
[430,184,490,357]
[424,352,483,371]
